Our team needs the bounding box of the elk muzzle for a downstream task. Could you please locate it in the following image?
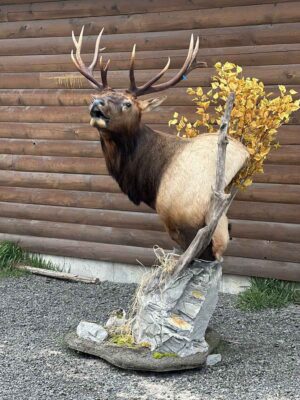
[90,99,110,128]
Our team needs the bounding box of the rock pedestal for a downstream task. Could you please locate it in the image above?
[65,328,220,372]
[133,259,222,357]
[65,259,222,371]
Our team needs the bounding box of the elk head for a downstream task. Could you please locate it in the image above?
[71,27,206,136]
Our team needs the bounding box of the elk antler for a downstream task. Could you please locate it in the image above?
[71,26,110,91]
[128,35,206,97]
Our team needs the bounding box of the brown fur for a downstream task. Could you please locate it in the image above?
[89,91,249,260]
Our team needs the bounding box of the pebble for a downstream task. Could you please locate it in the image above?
[206,353,222,366]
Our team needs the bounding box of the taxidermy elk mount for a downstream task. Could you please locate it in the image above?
[71,27,249,262]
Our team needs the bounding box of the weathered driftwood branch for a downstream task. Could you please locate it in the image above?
[172,92,237,278]
[16,265,99,284]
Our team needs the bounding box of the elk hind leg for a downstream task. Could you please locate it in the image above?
[211,214,230,261]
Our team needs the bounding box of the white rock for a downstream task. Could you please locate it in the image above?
[76,321,108,344]
[206,353,222,366]
[105,308,126,330]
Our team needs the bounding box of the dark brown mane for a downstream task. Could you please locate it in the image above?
[100,124,186,208]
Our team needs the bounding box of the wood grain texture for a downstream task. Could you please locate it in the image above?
[0,0,296,22]
[0,23,299,57]
[0,1,298,280]
[0,3,298,40]
[0,44,300,73]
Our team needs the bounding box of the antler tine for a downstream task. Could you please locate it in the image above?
[130,34,206,97]
[90,27,104,70]
[100,57,110,89]
[71,26,105,91]
[137,57,171,93]
[129,44,137,92]
[186,36,207,73]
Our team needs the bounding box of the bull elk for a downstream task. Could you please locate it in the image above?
[71,27,249,260]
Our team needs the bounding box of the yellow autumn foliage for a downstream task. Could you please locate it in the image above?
[169,62,300,189]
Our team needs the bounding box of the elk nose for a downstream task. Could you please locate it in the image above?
[90,99,106,116]
[92,98,105,109]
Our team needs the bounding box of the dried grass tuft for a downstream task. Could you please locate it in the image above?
[122,246,180,336]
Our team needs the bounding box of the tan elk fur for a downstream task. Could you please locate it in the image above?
[156,133,249,259]
[71,27,249,260]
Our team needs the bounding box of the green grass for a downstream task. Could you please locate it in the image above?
[0,241,59,278]
[237,277,298,311]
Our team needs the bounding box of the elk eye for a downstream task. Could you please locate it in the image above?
[123,102,132,108]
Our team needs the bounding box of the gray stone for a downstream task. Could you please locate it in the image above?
[206,353,222,366]
[132,260,222,357]
[76,321,108,344]
[65,328,220,372]
[105,308,126,331]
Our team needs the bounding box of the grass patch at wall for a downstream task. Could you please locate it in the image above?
[237,277,298,311]
[0,241,58,278]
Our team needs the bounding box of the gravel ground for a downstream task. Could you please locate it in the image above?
[0,275,299,400]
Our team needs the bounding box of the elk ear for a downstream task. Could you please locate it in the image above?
[138,96,167,113]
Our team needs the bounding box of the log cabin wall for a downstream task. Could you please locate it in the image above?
[0,0,299,281]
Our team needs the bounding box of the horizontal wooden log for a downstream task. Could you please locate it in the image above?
[1,44,300,73]
[0,121,298,145]
[230,219,300,243]
[236,183,300,204]
[0,85,298,107]
[0,231,298,280]
[0,122,97,140]
[0,23,299,57]
[227,237,300,263]
[0,137,297,165]
[0,201,162,231]
[0,0,55,5]
[0,170,119,192]
[0,186,151,213]
[0,105,194,123]
[1,64,300,89]
[267,145,300,165]
[0,105,299,127]
[228,200,300,224]
[0,216,298,260]
[0,170,297,204]
[0,0,296,22]
[1,155,298,184]
[0,232,156,265]
[0,170,298,205]
[254,165,300,184]
[0,88,195,107]
[0,138,102,157]
[0,3,299,40]
[0,216,173,249]
[0,186,298,224]
[223,257,300,281]
[0,201,298,244]
[0,155,106,174]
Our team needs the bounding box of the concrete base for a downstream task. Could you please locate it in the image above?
[41,253,250,294]
[65,328,220,372]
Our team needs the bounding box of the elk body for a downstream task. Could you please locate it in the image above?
[71,28,248,260]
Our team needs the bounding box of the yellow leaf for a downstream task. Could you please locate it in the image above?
[278,85,286,94]
[243,178,253,187]
[289,89,297,95]
[274,142,281,149]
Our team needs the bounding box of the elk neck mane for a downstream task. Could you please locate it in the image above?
[99,123,186,208]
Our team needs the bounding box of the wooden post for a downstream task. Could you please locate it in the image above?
[171,92,237,278]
